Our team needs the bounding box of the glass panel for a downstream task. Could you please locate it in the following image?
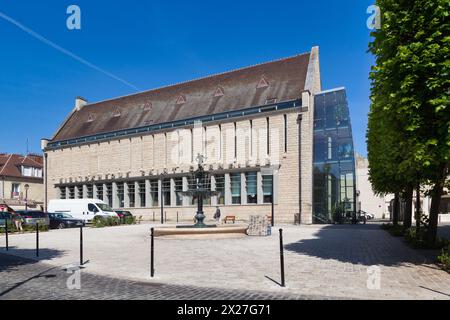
[150,180,159,207]
[139,181,146,207]
[117,183,124,208]
[87,185,93,198]
[106,184,112,206]
[60,187,66,199]
[128,183,135,208]
[96,184,103,201]
[174,178,183,206]
[262,175,273,204]
[246,172,257,204]
[77,186,83,199]
[215,175,225,205]
[230,173,241,204]
[68,186,75,199]
[162,179,171,206]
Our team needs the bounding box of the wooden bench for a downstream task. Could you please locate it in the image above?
[223,215,236,224]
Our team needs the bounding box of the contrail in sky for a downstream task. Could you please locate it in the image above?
[0,11,140,92]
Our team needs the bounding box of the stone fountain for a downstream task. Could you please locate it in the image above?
[153,154,248,237]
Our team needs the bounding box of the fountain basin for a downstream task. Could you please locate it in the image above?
[154,225,248,237]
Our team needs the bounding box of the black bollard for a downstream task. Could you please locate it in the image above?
[165,211,167,223]
[5,218,9,251]
[153,211,155,222]
[177,212,179,223]
[150,228,155,278]
[36,223,39,257]
[279,229,285,287]
[80,226,84,266]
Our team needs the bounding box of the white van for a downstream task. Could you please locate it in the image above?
[48,199,118,223]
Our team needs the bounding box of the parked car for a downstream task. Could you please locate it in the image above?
[48,199,118,223]
[0,212,11,227]
[115,210,133,219]
[359,210,375,220]
[14,211,50,226]
[48,213,84,229]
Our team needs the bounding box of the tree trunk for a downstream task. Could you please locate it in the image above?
[403,185,413,229]
[393,193,400,227]
[415,183,421,233]
[425,164,448,245]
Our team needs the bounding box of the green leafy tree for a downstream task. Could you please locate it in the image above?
[368,0,449,244]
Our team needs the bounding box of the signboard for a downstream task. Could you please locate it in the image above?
[247,215,271,236]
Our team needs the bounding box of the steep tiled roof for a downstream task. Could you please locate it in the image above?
[52,52,311,142]
[0,154,43,179]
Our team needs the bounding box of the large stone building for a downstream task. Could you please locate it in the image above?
[0,153,44,211]
[42,47,356,223]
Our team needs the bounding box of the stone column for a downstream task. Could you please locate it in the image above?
[102,183,108,204]
[257,171,264,205]
[241,172,247,205]
[158,179,163,207]
[225,173,231,205]
[93,184,99,200]
[124,182,130,208]
[145,179,151,207]
[135,181,141,208]
[112,182,119,209]
[211,175,217,206]
[170,178,176,207]
[273,169,279,205]
[83,185,88,199]
[182,177,189,206]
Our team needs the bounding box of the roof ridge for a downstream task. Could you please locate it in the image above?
[85,51,311,108]
[22,155,43,167]
[0,154,13,176]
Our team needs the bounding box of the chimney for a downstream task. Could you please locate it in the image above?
[40,138,50,151]
[75,96,88,111]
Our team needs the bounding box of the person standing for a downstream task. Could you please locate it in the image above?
[214,206,221,224]
[12,210,23,232]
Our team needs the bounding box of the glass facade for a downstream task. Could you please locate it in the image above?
[313,88,356,224]
[215,175,225,205]
[138,181,146,207]
[230,173,241,204]
[246,172,258,204]
[96,184,103,201]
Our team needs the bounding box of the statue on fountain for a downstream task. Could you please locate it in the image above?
[178,154,220,228]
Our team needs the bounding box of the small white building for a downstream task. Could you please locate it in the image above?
[355,154,393,219]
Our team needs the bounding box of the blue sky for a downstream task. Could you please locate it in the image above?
[0,0,374,156]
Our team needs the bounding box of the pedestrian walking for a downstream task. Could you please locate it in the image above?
[213,206,221,224]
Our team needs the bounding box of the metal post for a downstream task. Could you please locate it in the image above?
[177,211,179,223]
[279,229,285,287]
[80,226,84,266]
[271,176,275,227]
[36,223,39,257]
[165,211,167,223]
[161,192,164,224]
[5,218,9,251]
[150,227,155,278]
[153,211,155,222]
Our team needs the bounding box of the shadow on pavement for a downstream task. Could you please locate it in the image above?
[285,224,433,267]
[0,248,64,273]
[438,224,450,240]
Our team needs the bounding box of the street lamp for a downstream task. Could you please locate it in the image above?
[261,166,276,227]
[24,184,30,211]
[160,174,166,225]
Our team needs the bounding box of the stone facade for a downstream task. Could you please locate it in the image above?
[43,48,325,224]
